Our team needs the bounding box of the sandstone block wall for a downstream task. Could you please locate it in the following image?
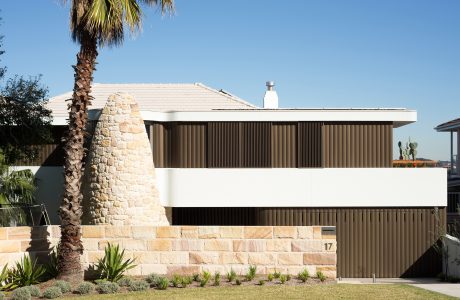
[0,225,336,278]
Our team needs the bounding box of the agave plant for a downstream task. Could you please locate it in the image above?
[0,264,10,291]
[96,243,136,282]
[6,255,45,290]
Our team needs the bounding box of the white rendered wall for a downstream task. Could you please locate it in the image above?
[18,166,446,224]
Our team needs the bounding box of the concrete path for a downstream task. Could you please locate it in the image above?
[338,278,460,298]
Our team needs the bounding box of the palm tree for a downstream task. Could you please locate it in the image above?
[59,0,174,280]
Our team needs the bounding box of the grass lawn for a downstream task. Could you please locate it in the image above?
[72,284,455,300]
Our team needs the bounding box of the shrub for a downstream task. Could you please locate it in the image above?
[192,273,200,282]
[316,271,327,282]
[43,286,62,299]
[8,255,45,289]
[273,270,281,279]
[75,282,95,295]
[0,265,10,291]
[25,285,41,297]
[226,269,236,282]
[267,273,274,282]
[258,280,265,286]
[298,268,309,283]
[0,292,4,300]
[181,276,192,288]
[118,276,134,287]
[245,265,256,281]
[156,277,169,290]
[95,243,136,282]
[200,271,211,287]
[235,278,242,285]
[53,280,71,293]
[11,287,31,300]
[286,274,292,281]
[213,272,221,286]
[279,274,287,284]
[145,273,160,285]
[171,275,182,288]
[97,281,119,294]
[44,249,58,279]
[128,280,149,292]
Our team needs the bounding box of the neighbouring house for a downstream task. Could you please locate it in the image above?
[435,118,460,231]
[14,82,446,278]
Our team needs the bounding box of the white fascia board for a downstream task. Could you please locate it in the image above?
[155,168,446,208]
[52,109,416,127]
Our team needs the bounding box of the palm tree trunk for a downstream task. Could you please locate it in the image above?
[58,32,97,281]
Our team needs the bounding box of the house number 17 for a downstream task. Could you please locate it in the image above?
[324,243,333,250]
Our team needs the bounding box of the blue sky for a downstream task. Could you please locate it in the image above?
[1,1,459,160]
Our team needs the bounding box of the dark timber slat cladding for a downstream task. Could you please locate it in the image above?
[240,122,271,168]
[14,144,64,166]
[270,123,296,167]
[298,122,322,168]
[208,122,240,168]
[170,123,207,168]
[322,122,393,168]
[174,207,445,278]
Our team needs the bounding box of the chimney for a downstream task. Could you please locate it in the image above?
[263,81,278,109]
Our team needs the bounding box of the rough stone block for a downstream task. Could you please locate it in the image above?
[204,240,231,251]
[244,227,272,239]
[297,227,313,239]
[277,253,303,265]
[291,240,322,252]
[322,240,337,252]
[265,266,287,274]
[132,226,156,239]
[87,251,104,263]
[172,239,202,251]
[317,266,336,279]
[160,252,188,264]
[82,239,99,251]
[20,240,51,252]
[219,252,248,264]
[167,265,200,275]
[304,253,336,265]
[233,240,246,252]
[8,227,31,240]
[141,264,167,275]
[51,226,61,238]
[105,226,131,238]
[181,226,199,238]
[219,227,243,239]
[287,265,316,276]
[189,252,219,264]
[30,227,50,240]
[0,228,7,240]
[133,251,160,264]
[247,240,265,252]
[82,226,105,238]
[122,239,146,250]
[313,226,322,239]
[198,227,220,239]
[98,239,123,250]
[274,227,297,239]
[147,239,172,251]
[248,253,276,265]
[266,239,291,252]
[0,241,20,253]
[156,227,180,238]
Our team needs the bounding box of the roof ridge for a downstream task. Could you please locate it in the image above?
[194,83,257,108]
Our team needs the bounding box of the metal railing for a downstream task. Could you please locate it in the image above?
[0,203,51,227]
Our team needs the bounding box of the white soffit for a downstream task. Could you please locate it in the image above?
[52,109,416,128]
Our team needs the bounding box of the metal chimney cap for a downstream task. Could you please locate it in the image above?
[266,81,275,87]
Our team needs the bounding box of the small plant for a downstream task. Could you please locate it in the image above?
[146,273,160,285]
[25,285,41,297]
[118,276,134,287]
[0,292,4,300]
[45,248,58,279]
[258,279,265,286]
[181,276,192,288]
[75,282,95,295]
[286,274,292,281]
[213,272,221,286]
[298,268,309,283]
[0,265,9,291]
[53,280,71,293]
[11,287,31,300]
[97,281,119,294]
[8,255,45,289]
[226,269,236,282]
[43,286,62,299]
[273,270,281,279]
[155,277,169,290]
[200,270,211,287]
[279,274,287,284]
[316,271,327,282]
[192,273,201,282]
[235,278,242,285]
[245,265,257,281]
[267,273,274,282]
[128,280,149,292]
[171,274,182,288]
[95,243,136,282]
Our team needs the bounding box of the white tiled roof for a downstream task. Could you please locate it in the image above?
[48,83,257,117]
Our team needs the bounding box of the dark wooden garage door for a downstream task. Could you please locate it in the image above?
[173,207,445,278]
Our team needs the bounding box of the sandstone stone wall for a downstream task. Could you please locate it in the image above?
[82,93,168,226]
[0,225,336,278]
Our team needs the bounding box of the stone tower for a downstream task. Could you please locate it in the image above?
[83,93,169,226]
